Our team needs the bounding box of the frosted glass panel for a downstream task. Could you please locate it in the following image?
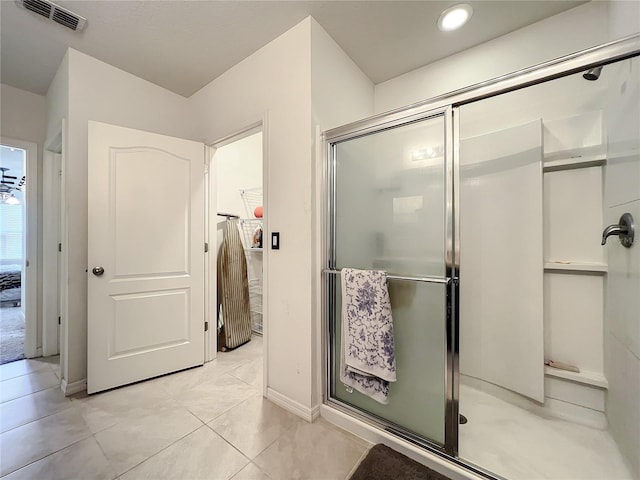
[335,116,445,276]
[332,276,446,444]
[330,114,447,446]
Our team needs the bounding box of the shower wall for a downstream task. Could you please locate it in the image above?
[458,69,612,425]
[603,57,640,478]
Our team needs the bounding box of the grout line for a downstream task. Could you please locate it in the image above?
[109,414,205,478]
[0,425,93,477]
[344,445,372,480]
[0,391,73,434]
[204,423,254,465]
[0,377,63,405]
[92,431,120,479]
[0,366,50,382]
[230,461,273,480]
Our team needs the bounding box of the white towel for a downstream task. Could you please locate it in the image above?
[340,268,396,404]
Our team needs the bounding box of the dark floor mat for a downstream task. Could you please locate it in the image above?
[349,444,451,480]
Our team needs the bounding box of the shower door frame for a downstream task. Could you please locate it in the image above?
[322,32,640,464]
[323,105,458,454]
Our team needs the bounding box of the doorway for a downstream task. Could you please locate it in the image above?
[210,126,265,386]
[0,139,37,364]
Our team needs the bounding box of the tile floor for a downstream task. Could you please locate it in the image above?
[0,337,370,480]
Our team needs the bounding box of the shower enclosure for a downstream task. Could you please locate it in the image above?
[323,34,640,479]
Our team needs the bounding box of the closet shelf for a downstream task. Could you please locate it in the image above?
[544,262,607,274]
[543,152,606,172]
[544,366,608,389]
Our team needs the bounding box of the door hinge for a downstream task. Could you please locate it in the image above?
[58,316,61,325]
[204,242,209,253]
[204,321,209,332]
[58,243,62,252]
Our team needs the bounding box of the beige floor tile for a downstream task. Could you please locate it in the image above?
[3,437,116,480]
[120,426,248,480]
[38,355,60,366]
[0,386,72,433]
[151,364,226,398]
[253,418,368,480]
[205,354,255,376]
[210,337,264,373]
[0,368,60,403]
[0,358,51,381]
[73,379,178,433]
[230,462,272,480]
[209,395,299,459]
[172,373,260,424]
[0,408,92,476]
[227,358,263,389]
[95,407,203,475]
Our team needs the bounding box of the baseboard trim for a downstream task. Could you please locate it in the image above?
[61,378,87,396]
[310,403,321,421]
[320,404,483,480]
[266,388,318,423]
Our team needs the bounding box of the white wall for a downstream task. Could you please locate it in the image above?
[374,2,610,114]
[45,52,69,376]
[1,84,47,145]
[603,55,640,478]
[216,132,263,219]
[1,83,48,353]
[310,18,375,406]
[190,18,314,413]
[310,19,374,132]
[191,17,374,414]
[45,51,69,144]
[60,49,194,386]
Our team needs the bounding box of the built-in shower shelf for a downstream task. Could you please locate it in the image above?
[544,262,607,274]
[544,366,608,389]
[543,153,606,172]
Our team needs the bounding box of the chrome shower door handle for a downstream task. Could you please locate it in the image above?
[601,213,635,248]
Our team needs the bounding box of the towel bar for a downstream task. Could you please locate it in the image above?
[322,269,451,285]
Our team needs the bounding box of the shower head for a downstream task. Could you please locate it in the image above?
[583,66,603,81]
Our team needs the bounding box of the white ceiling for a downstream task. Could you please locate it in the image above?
[0,0,586,98]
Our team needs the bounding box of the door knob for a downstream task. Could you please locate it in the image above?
[92,266,105,276]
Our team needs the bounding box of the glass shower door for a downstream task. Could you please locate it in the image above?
[326,110,453,449]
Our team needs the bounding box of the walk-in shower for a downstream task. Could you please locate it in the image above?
[323,35,640,480]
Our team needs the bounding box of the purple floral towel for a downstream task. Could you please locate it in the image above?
[340,268,396,404]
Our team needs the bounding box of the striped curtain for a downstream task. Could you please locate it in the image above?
[217,218,252,349]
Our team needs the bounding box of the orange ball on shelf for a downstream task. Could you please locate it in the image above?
[254,206,263,218]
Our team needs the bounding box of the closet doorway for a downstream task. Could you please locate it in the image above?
[210,126,265,391]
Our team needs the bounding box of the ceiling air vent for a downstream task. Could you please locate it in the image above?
[16,0,87,31]
[22,0,51,18]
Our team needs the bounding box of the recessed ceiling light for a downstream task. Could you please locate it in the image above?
[437,4,473,32]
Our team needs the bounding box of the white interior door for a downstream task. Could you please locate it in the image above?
[459,120,544,402]
[88,121,205,394]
